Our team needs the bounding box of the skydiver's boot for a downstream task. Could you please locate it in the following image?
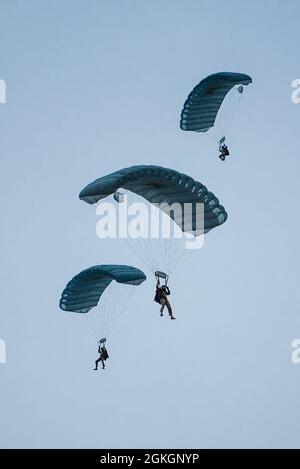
[171,316,176,320]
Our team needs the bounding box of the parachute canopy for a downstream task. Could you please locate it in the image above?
[59,264,146,314]
[180,72,252,133]
[79,165,227,235]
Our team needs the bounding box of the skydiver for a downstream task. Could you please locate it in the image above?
[154,278,175,320]
[218,143,230,161]
[93,344,109,370]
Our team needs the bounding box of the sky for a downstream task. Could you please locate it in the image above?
[0,0,300,449]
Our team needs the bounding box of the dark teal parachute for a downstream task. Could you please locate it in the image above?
[59,265,146,314]
[180,72,252,133]
[79,165,227,235]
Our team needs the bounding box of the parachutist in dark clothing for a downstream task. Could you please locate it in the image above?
[154,279,175,320]
[94,345,109,370]
[219,144,229,161]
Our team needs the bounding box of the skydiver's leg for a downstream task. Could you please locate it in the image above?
[166,299,175,319]
[165,299,172,317]
[94,357,101,370]
[160,299,166,316]
[101,358,105,369]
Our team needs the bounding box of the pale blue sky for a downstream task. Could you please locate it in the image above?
[0,0,300,448]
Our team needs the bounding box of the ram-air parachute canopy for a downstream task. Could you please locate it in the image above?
[180,72,252,138]
[60,264,146,314]
[79,166,227,277]
[59,265,146,340]
[79,165,227,235]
